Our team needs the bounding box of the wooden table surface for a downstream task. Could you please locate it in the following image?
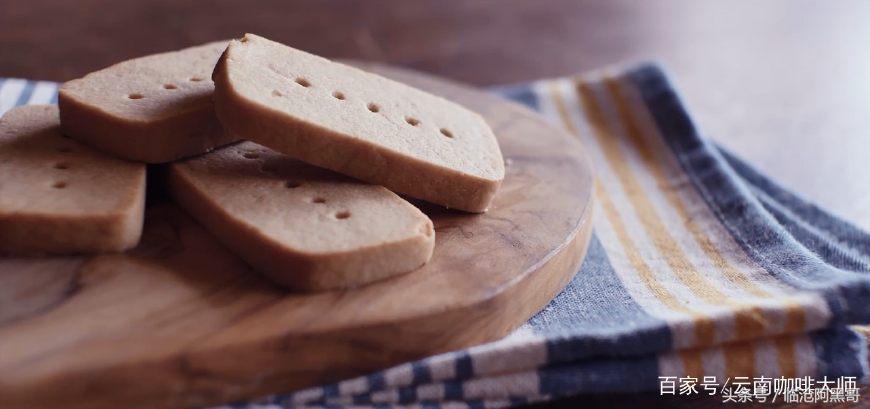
[2,0,868,407]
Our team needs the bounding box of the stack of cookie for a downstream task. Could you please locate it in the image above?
[0,34,505,291]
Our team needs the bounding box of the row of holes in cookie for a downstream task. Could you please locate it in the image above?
[126,76,206,99]
[273,77,455,139]
[51,145,74,189]
[124,75,456,140]
[243,151,351,220]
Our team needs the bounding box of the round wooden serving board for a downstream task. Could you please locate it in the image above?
[0,63,594,409]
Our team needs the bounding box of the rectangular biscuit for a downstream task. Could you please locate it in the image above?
[0,105,146,254]
[59,41,238,163]
[168,141,434,290]
[212,34,505,212]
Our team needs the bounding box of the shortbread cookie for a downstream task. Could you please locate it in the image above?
[59,41,238,163]
[212,34,504,213]
[168,141,435,290]
[0,105,146,254]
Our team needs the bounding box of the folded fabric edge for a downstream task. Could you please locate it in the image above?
[622,64,870,327]
[258,326,866,408]
[719,146,870,272]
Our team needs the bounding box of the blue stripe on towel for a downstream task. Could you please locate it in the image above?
[812,327,868,378]
[443,379,464,400]
[529,234,673,359]
[723,147,870,252]
[14,81,36,106]
[367,371,386,391]
[397,385,416,404]
[412,361,432,384]
[455,352,474,379]
[352,393,371,405]
[466,399,484,409]
[721,147,870,270]
[538,354,661,396]
[756,191,870,272]
[322,383,339,398]
[491,83,540,110]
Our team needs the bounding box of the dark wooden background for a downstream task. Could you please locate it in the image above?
[2,0,869,407]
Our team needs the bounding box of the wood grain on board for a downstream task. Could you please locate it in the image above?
[0,64,595,409]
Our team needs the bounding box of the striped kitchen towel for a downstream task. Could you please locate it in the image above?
[1,63,868,408]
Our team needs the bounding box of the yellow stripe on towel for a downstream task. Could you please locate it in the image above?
[546,78,803,379]
[604,76,806,331]
[578,79,768,376]
[548,82,716,367]
[604,75,806,379]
